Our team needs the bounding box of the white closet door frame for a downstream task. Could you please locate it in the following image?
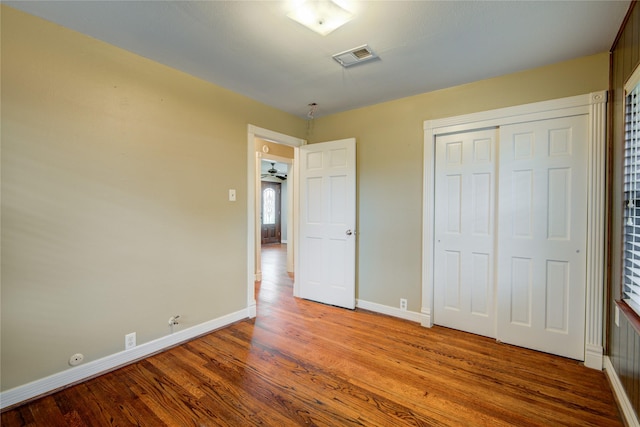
[422,91,607,370]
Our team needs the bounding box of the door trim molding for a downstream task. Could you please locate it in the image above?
[422,91,607,369]
[247,125,305,317]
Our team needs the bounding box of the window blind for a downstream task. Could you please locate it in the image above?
[623,84,640,315]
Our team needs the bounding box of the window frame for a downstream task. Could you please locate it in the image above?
[620,63,640,329]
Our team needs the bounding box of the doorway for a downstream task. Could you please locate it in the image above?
[246,125,305,319]
[257,155,292,280]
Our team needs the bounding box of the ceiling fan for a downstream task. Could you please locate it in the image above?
[261,162,287,180]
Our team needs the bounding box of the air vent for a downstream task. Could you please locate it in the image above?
[332,44,378,68]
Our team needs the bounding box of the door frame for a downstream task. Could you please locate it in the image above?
[247,125,305,318]
[422,91,607,369]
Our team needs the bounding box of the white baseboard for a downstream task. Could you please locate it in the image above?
[247,302,257,319]
[604,356,640,427]
[0,308,250,410]
[356,299,429,324]
[420,308,433,327]
[584,343,604,370]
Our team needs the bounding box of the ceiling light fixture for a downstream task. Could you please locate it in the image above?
[307,102,318,119]
[287,0,354,36]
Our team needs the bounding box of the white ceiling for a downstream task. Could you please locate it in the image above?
[6,1,630,119]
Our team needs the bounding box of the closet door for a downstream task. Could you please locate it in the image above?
[497,115,587,360]
[434,129,497,338]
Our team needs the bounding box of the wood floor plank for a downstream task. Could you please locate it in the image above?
[250,311,518,423]
[145,349,291,426]
[260,280,620,420]
[190,336,378,426]
[83,374,151,426]
[198,327,450,426]
[243,310,549,425]
[1,244,623,426]
[27,396,70,426]
[53,384,114,426]
[171,344,298,426]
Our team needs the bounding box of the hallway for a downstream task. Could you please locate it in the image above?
[257,243,293,308]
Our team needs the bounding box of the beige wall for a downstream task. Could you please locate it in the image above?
[1,6,306,390]
[1,4,610,394]
[309,53,609,310]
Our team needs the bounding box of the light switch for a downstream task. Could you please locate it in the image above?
[229,189,236,202]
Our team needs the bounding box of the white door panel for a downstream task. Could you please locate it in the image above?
[497,115,587,360]
[433,116,588,361]
[434,129,497,338]
[299,139,356,309]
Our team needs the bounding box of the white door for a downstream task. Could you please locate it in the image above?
[299,138,356,309]
[434,129,497,338]
[497,115,587,360]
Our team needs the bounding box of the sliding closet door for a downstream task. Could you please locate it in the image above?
[497,115,587,360]
[433,129,497,338]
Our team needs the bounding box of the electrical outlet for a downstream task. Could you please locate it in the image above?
[400,298,408,311]
[125,332,136,350]
[69,353,84,366]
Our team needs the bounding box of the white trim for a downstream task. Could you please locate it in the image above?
[291,150,301,295]
[604,356,640,427]
[356,299,430,324]
[0,308,250,410]
[247,125,305,311]
[425,93,595,134]
[421,119,435,328]
[584,344,604,371]
[422,91,607,368]
[584,92,607,370]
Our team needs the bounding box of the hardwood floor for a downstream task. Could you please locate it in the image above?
[2,243,623,426]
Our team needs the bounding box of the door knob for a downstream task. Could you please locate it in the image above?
[346,229,353,236]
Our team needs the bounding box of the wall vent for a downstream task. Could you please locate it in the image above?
[332,44,378,68]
